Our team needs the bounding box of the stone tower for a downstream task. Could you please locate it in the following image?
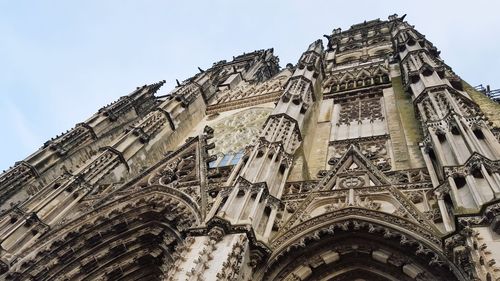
[1,14,500,281]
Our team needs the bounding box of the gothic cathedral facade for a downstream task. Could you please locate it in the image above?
[1,14,500,281]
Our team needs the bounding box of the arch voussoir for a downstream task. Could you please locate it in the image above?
[265,208,467,281]
[5,186,201,281]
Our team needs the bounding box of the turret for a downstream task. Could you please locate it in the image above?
[391,16,500,228]
[0,81,165,208]
[208,40,324,240]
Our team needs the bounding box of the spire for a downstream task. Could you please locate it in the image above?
[307,39,324,53]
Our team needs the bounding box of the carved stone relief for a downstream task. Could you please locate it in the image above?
[210,108,272,155]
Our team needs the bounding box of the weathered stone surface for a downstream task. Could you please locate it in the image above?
[0,14,499,281]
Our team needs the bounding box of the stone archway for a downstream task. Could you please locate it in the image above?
[4,186,201,281]
[262,209,467,281]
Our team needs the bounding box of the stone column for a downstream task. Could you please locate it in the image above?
[234,190,252,222]
[435,192,454,232]
[220,186,241,217]
[263,208,278,240]
[454,116,478,154]
[420,145,440,187]
[445,131,466,163]
[249,188,265,224]
[465,174,484,206]
[447,177,463,206]
[481,164,500,196]
[482,127,500,158]
[198,40,324,280]
[225,153,247,186]
[429,131,449,166]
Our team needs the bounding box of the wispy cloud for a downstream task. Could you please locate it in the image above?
[0,0,499,170]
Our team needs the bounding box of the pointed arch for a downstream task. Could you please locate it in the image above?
[372,64,387,75]
[356,69,371,80]
[319,145,391,191]
[265,208,467,281]
[5,186,202,281]
[339,72,355,84]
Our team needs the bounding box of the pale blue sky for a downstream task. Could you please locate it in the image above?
[1,1,499,170]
